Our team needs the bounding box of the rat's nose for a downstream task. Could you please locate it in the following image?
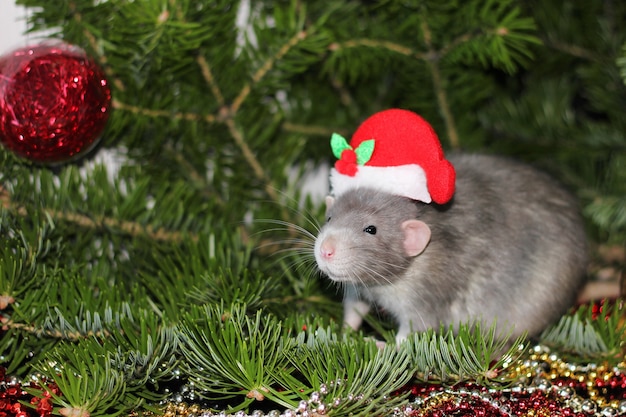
[319,237,336,260]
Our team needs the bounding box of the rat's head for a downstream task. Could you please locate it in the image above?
[314,187,431,286]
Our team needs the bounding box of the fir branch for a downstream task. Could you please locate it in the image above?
[168,143,225,206]
[196,55,225,107]
[231,30,308,114]
[140,0,287,214]
[328,33,463,148]
[223,117,277,199]
[112,26,317,215]
[419,16,461,150]
[541,37,604,62]
[107,320,179,399]
[282,121,341,137]
[138,230,276,321]
[0,184,195,243]
[439,31,481,59]
[329,75,357,113]
[112,99,216,124]
[3,321,109,341]
[0,209,56,299]
[619,44,626,83]
[166,0,185,22]
[180,304,301,412]
[0,327,58,376]
[33,338,129,417]
[113,83,283,220]
[0,185,26,215]
[50,210,187,242]
[5,253,153,343]
[331,38,416,57]
[218,29,318,212]
[284,327,412,415]
[584,195,626,238]
[403,322,526,386]
[540,300,625,364]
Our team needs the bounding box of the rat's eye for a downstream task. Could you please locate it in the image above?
[326,217,331,223]
[363,225,377,235]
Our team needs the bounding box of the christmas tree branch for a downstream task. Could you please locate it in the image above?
[330,33,463,149]
[0,185,194,243]
[169,144,225,206]
[217,28,320,219]
[169,0,185,21]
[44,207,190,242]
[439,32,479,59]
[231,30,308,114]
[112,99,216,124]
[168,0,285,212]
[541,37,604,62]
[112,27,318,218]
[223,117,280,205]
[420,17,461,150]
[282,122,341,137]
[3,321,110,341]
[332,38,415,57]
[70,0,304,220]
[329,75,357,113]
[196,55,225,107]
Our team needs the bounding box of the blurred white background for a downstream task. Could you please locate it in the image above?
[1,2,29,54]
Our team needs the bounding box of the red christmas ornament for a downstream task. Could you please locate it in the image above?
[0,41,111,164]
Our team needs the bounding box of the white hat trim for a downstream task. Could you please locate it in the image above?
[329,163,431,203]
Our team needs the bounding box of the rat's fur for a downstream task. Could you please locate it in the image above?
[315,154,588,343]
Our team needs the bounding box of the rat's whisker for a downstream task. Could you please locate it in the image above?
[255,218,318,240]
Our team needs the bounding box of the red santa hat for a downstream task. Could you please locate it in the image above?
[329,109,456,204]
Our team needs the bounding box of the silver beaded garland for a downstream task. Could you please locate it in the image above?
[602,406,619,417]
[582,399,598,414]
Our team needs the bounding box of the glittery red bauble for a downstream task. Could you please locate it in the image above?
[0,42,111,164]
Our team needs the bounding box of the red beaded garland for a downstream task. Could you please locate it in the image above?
[401,380,622,417]
[0,42,111,164]
[0,368,55,417]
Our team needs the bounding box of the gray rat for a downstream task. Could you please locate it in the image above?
[314,153,588,343]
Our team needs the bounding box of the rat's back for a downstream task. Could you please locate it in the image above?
[412,153,588,338]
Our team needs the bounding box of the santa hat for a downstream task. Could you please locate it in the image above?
[329,109,455,204]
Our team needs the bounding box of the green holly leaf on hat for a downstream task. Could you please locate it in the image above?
[331,133,351,159]
[355,139,374,165]
[331,133,375,165]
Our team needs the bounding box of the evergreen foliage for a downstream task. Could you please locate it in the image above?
[1,0,624,415]
[540,301,626,365]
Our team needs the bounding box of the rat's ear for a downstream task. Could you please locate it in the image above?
[401,220,431,257]
[325,196,335,214]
